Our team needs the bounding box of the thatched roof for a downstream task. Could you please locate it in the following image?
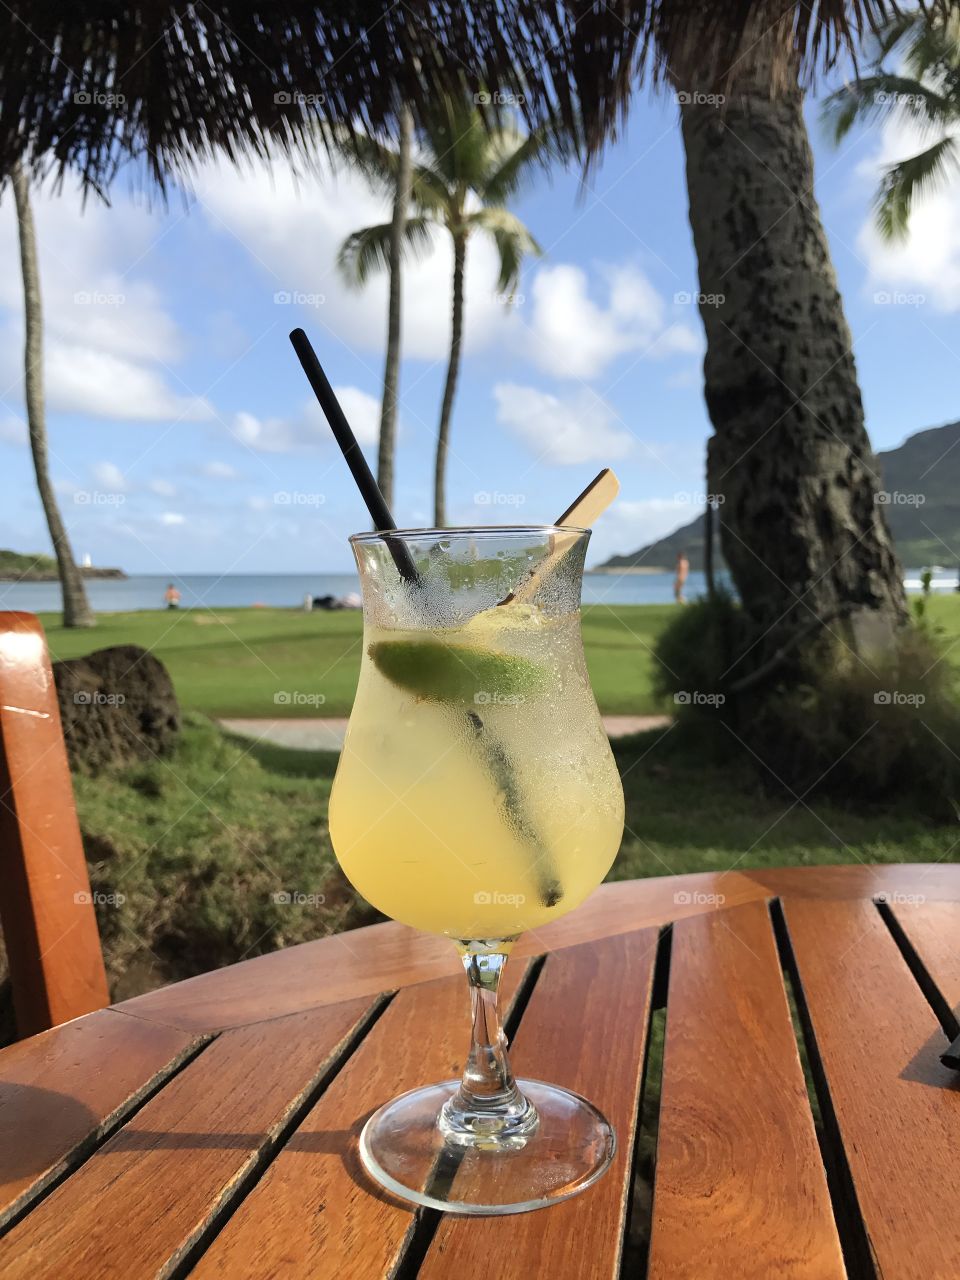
[1,1,913,190]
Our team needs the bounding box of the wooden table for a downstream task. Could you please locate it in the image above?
[1,864,959,1279]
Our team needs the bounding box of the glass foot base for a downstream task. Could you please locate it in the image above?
[358,1078,615,1215]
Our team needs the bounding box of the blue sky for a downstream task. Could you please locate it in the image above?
[0,82,958,574]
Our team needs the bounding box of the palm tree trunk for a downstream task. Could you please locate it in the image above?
[679,33,906,659]
[378,106,413,513]
[11,162,95,629]
[434,233,466,528]
[704,498,715,600]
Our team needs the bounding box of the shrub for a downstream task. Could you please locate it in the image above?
[653,595,960,818]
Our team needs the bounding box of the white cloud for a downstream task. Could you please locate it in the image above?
[332,385,380,445]
[201,460,239,479]
[589,497,702,566]
[0,185,209,420]
[493,383,633,465]
[192,156,512,362]
[149,478,177,497]
[160,512,185,526]
[39,343,213,422]
[92,461,127,491]
[230,386,377,453]
[856,118,960,310]
[525,263,700,379]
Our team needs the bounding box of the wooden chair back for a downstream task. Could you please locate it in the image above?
[0,611,108,1038]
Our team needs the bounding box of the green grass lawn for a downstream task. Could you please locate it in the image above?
[39,594,960,718]
[39,602,677,717]
[77,712,957,1004]
[35,593,960,1007]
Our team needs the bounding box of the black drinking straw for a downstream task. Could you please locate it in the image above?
[288,328,420,586]
[289,327,562,909]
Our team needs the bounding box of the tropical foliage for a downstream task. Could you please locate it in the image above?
[824,7,960,238]
[338,101,548,524]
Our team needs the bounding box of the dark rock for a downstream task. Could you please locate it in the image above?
[53,645,180,773]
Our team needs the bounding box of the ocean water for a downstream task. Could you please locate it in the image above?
[0,568,946,615]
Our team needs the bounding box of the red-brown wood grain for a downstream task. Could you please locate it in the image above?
[0,1008,198,1228]
[888,898,960,1011]
[783,896,960,1280]
[190,959,532,1279]
[114,865,960,1036]
[648,902,844,1279]
[0,997,375,1278]
[0,612,109,1036]
[418,929,657,1280]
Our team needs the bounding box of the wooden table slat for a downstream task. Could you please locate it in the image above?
[419,929,658,1280]
[0,997,376,1278]
[112,866,960,1035]
[189,958,533,1279]
[782,897,960,1280]
[648,901,844,1280]
[0,1009,200,1229]
[887,899,960,1026]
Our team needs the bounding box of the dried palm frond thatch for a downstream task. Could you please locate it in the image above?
[1,1,916,189]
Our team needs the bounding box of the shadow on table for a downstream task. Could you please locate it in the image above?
[98,1110,409,1208]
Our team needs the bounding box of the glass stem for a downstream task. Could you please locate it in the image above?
[439,945,539,1148]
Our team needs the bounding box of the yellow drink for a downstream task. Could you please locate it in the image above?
[330,601,624,939]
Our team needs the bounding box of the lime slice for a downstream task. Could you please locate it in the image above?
[368,639,546,703]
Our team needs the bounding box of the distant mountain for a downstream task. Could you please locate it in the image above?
[597,420,960,573]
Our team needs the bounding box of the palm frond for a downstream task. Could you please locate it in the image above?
[479,127,554,203]
[337,216,435,287]
[823,75,957,143]
[875,134,959,239]
[468,206,542,291]
[1,1,942,187]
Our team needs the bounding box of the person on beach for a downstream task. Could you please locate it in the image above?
[164,583,181,610]
[674,552,689,604]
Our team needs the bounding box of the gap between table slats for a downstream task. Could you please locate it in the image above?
[647,899,845,1280]
[0,1010,212,1234]
[414,928,659,1280]
[0,994,386,1279]
[779,895,960,1280]
[186,955,541,1279]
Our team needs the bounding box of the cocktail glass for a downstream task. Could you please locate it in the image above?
[329,527,624,1214]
